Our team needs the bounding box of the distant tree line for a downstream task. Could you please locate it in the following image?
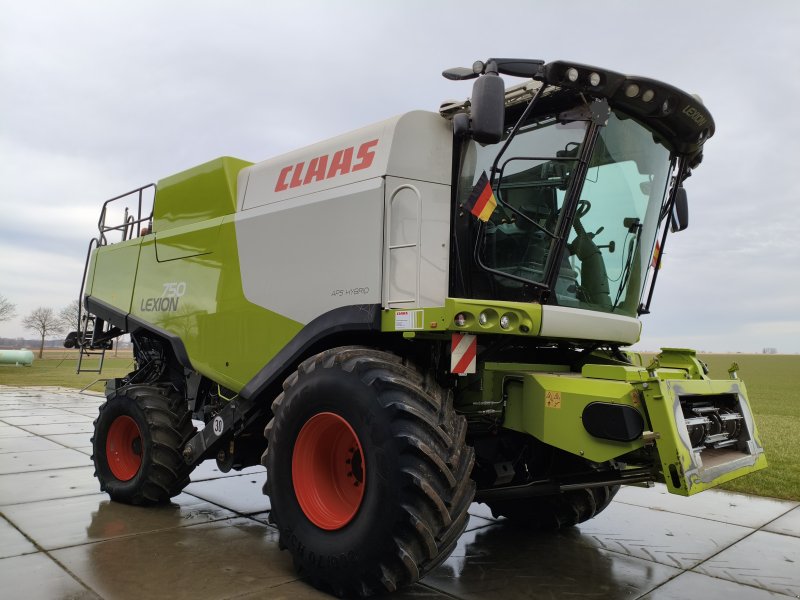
[0,294,15,323]
[0,294,84,358]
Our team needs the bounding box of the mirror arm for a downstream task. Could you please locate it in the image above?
[638,160,690,315]
[488,83,548,186]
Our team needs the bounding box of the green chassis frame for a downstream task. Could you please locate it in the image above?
[458,348,766,496]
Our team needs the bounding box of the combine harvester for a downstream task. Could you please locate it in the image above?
[68,57,766,596]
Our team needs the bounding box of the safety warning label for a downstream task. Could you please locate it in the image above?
[395,309,424,330]
[545,391,562,409]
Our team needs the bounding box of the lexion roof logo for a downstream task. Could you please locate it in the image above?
[681,105,708,127]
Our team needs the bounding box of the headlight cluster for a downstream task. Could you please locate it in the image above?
[624,82,668,108]
[550,62,675,116]
[453,309,530,334]
[540,59,714,155]
[563,65,602,88]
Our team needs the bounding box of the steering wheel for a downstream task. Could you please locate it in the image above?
[571,200,592,239]
[575,199,591,220]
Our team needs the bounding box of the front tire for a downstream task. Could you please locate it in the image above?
[263,347,475,597]
[92,385,195,505]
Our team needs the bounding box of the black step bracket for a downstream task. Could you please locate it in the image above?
[182,396,257,467]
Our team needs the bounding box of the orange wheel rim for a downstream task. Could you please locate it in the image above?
[106,415,142,481]
[292,412,365,530]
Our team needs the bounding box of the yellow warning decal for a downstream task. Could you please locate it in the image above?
[545,390,561,409]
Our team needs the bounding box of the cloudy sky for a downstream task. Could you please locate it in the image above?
[1,1,798,353]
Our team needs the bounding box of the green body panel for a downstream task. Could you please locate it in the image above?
[155,218,223,262]
[127,217,303,391]
[87,238,141,312]
[647,347,707,379]
[153,157,252,233]
[581,364,648,382]
[477,363,647,463]
[379,299,543,336]
[87,157,303,392]
[461,349,767,495]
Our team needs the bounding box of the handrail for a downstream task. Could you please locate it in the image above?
[74,183,156,346]
[68,183,155,374]
[97,183,156,245]
[76,236,100,344]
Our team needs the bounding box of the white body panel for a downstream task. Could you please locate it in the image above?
[237,111,452,211]
[540,305,642,345]
[236,178,384,324]
[236,111,453,324]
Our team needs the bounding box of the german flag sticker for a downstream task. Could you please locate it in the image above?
[464,171,497,222]
[651,240,662,269]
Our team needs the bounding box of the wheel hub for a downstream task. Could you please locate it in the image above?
[292,412,366,530]
[106,415,142,481]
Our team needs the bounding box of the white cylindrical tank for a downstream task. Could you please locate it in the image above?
[0,350,34,366]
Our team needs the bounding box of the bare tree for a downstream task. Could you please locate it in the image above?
[58,299,82,333]
[0,294,16,322]
[23,307,63,358]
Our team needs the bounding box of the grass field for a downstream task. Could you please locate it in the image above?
[1,351,797,501]
[700,354,799,501]
[0,350,134,393]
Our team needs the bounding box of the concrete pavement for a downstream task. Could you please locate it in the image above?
[1,385,798,599]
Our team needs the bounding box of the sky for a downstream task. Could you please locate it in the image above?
[1,0,799,353]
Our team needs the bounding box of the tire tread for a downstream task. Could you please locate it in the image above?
[262,346,475,597]
[93,385,195,505]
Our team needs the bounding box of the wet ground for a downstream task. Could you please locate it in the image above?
[1,385,798,599]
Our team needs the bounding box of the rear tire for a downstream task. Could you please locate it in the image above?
[486,484,618,529]
[263,346,475,597]
[92,385,195,505]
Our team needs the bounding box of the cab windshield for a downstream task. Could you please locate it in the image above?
[462,110,672,318]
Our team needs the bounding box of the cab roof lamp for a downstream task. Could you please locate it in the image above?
[588,72,601,87]
[566,67,579,82]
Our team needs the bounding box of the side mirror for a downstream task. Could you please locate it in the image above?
[470,72,505,144]
[671,187,689,232]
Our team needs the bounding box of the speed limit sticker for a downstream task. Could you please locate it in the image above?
[212,416,224,436]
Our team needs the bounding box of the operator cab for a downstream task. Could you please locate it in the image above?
[444,59,713,320]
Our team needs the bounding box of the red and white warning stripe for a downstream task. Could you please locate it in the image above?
[451,333,477,375]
